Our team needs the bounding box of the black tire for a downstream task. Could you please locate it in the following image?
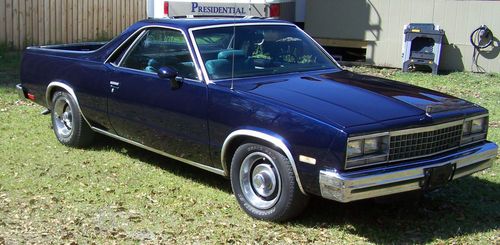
[230,143,309,221]
[50,91,94,147]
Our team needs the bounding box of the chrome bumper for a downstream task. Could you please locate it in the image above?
[16,84,26,100]
[319,142,498,202]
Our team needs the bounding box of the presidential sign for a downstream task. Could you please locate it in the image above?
[146,0,296,21]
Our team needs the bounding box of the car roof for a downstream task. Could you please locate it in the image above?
[137,17,292,30]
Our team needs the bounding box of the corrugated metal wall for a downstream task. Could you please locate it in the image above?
[0,0,147,49]
[306,0,500,73]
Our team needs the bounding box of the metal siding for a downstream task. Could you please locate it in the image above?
[306,0,500,73]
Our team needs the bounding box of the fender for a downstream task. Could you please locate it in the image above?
[221,129,307,195]
[45,81,92,127]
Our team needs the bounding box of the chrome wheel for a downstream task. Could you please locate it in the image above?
[231,143,310,221]
[50,91,94,147]
[239,152,281,209]
[53,97,73,137]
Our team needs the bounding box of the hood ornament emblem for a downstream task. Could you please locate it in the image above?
[424,98,473,116]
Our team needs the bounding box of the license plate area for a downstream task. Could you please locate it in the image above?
[421,163,455,191]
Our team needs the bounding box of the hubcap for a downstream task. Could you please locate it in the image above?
[53,97,73,137]
[239,152,281,209]
[252,164,276,198]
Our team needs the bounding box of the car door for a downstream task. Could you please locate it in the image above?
[106,27,212,165]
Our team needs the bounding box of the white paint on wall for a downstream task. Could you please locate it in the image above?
[295,0,305,22]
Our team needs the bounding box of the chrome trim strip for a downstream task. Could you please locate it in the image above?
[116,30,147,67]
[321,142,498,202]
[104,25,203,81]
[27,41,108,54]
[390,119,463,136]
[189,22,296,31]
[461,133,487,145]
[346,154,389,168]
[464,114,489,121]
[110,64,201,84]
[27,46,95,54]
[104,28,143,64]
[297,25,343,69]
[348,132,389,141]
[91,127,225,176]
[221,129,307,195]
[45,81,92,127]
[187,29,210,83]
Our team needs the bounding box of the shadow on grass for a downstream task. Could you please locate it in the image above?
[88,135,233,194]
[293,177,500,243]
[88,134,499,243]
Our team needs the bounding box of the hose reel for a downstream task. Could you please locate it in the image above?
[470,25,494,72]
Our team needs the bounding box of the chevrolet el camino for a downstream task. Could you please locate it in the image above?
[16,18,498,221]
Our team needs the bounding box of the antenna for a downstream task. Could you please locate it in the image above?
[230,25,235,90]
[230,1,238,91]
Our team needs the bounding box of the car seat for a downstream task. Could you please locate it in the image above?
[205,50,254,79]
[144,58,160,73]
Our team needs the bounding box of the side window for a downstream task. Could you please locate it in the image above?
[108,30,145,66]
[120,28,198,80]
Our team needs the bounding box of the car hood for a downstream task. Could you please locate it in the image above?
[237,70,475,128]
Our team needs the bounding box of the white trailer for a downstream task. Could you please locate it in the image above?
[147,0,300,23]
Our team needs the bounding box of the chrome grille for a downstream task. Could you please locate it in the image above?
[389,124,463,161]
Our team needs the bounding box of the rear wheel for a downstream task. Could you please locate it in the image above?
[230,143,309,221]
[51,91,94,147]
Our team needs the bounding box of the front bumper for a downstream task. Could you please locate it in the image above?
[319,142,498,202]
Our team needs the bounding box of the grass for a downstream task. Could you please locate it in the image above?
[0,51,499,244]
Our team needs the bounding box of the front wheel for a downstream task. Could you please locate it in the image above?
[230,143,309,221]
[51,91,94,147]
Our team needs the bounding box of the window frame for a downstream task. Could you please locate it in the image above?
[188,23,342,84]
[105,25,203,82]
[115,29,148,67]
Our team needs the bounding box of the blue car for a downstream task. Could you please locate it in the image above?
[17,18,498,221]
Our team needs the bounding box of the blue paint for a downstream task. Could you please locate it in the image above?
[19,18,493,196]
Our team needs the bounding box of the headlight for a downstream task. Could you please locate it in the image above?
[461,116,488,145]
[346,133,389,169]
[364,138,382,154]
[471,118,486,133]
[462,121,471,135]
[347,140,363,158]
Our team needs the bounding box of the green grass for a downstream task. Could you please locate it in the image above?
[0,52,499,244]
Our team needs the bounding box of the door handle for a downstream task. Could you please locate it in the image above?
[110,81,120,93]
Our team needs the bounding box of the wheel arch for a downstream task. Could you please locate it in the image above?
[221,129,307,195]
[46,81,76,106]
[46,81,92,127]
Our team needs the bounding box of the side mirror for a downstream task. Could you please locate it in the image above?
[157,66,178,80]
[157,66,182,89]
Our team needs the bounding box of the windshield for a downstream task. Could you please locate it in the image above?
[192,25,339,80]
